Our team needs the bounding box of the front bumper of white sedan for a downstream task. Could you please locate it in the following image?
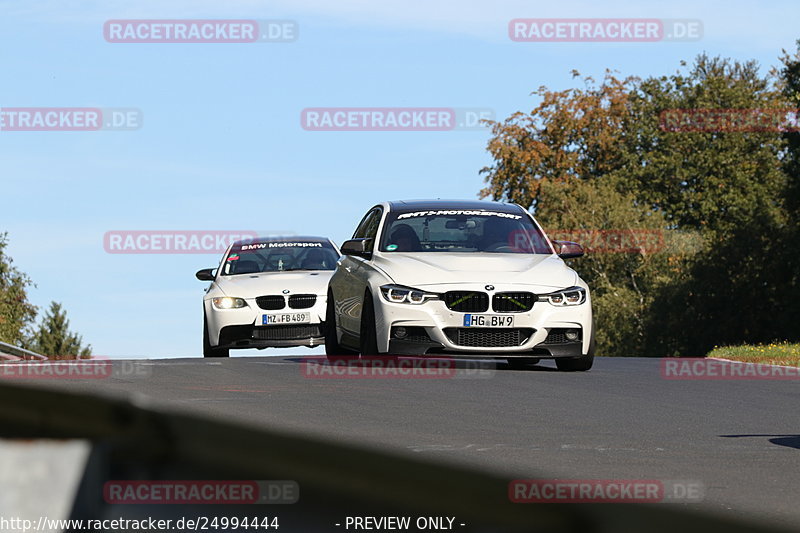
[372,284,592,357]
[205,294,327,349]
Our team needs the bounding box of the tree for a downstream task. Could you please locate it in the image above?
[24,301,91,359]
[481,70,639,208]
[480,70,699,356]
[0,232,37,346]
[774,41,800,339]
[534,178,694,356]
[626,55,793,355]
[480,54,796,356]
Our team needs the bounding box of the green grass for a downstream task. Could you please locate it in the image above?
[706,342,800,367]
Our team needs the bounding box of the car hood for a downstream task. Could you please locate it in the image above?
[373,253,577,290]
[214,271,333,298]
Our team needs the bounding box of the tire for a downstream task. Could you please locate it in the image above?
[203,315,229,358]
[359,291,383,356]
[507,358,540,369]
[555,333,595,372]
[325,290,357,362]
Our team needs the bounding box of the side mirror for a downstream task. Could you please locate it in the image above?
[195,268,216,281]
[340,238,373,259]
[552,240,584,259]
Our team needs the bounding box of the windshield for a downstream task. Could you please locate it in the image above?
[378,210,552,253]
[221,241,339,275]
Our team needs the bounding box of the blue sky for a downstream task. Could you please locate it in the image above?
[2,0,798,358]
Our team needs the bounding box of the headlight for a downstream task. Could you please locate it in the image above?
[538,287,586,306]
[380,284,438,305]
[212,297,248,309]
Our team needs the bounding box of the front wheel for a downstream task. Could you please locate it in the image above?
[359,292,384,356]
[555,333,594,371]
[325,290,357,362]
[203,315,229,358]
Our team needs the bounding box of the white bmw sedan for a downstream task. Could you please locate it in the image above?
[325,200,595,371]
[197,236,341,358]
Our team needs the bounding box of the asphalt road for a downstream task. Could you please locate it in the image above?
[8,355,800,530]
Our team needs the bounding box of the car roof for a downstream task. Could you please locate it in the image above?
[385,199,525,213]
[230,235,332,247]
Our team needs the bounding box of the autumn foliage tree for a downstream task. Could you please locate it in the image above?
[481,70,638,208]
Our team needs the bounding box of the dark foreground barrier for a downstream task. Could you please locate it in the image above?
[0,382,788,533]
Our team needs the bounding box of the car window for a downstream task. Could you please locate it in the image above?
[352,207,383,253]
[220,241,340,274]
[378,210,552,253]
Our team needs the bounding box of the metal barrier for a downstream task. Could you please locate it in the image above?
[0,380,783,533]
[0,340,47,361]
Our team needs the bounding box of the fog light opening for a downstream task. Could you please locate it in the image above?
[565,329,580,341]
[393,327,408,339]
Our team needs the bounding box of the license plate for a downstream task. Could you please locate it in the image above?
[463,314,514,327]
[262,313,310,325]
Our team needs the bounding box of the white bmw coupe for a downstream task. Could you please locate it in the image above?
[197,236,340,357]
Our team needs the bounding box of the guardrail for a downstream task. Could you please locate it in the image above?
[0,341,47,361]
[0,380,783,533]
